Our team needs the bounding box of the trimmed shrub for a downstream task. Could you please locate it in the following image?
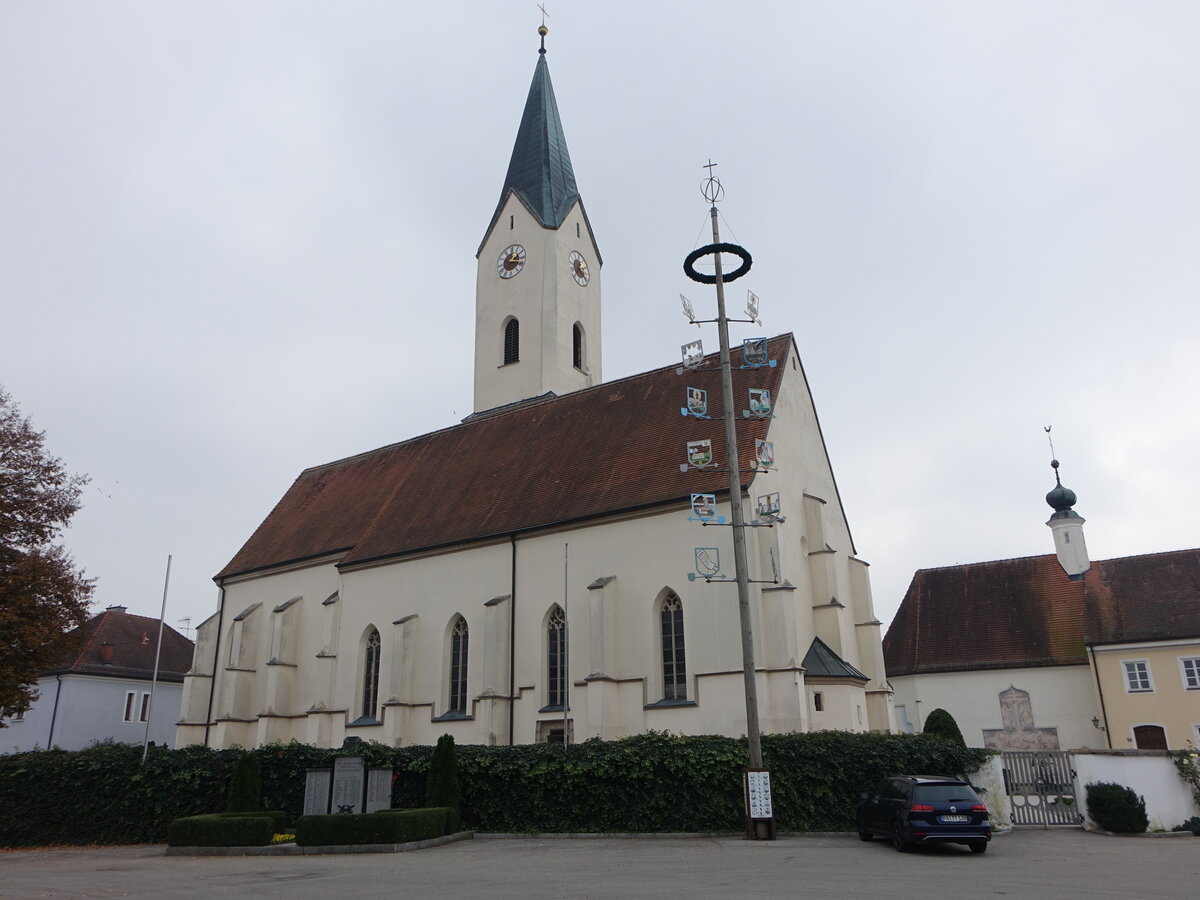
[227,751,262,812]
[922,709,966,746]
[1172,816,1200,836]
[167,814,274,847]
[220,810,289,832]
[426,734,461,822]
[1086,782,1148,833]
[296,808,448,846]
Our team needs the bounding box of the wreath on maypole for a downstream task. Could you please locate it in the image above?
[683,242,753,285]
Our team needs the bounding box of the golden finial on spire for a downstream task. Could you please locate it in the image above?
[538,4,549,52]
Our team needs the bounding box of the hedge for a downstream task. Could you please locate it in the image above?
[0,732,988,846]
[167,814,275,847]
[296,807,451,846]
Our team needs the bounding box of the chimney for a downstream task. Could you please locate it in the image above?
[100,643,115,665]
[106,605,127,614]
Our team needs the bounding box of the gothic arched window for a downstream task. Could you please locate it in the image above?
[660,592,686,701]
[362,627,381,720]
[503,318,520,365]
[547,605,566,708]
[449,616,469,714]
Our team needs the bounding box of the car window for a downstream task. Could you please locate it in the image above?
[913,784,981,804]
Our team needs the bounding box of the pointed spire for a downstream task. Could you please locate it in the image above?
[493,27,580,229]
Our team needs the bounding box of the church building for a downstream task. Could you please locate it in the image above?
[176,33,894,750]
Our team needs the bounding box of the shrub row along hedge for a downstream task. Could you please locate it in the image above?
[296,807,454,846]
[0,732,987,846]
[167,814,276,847]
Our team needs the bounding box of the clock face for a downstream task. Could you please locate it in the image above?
[497,244,526,279]
[569,250,590,286]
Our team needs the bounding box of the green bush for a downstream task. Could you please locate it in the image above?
[1086,782,1148,833]
[167,814,274,847]
[1172,816,1200,835]
[426,734,461,822]
[0,732,988,845]
[922,709,966,746]
[219,810,289,831]
[296,808,448,846]
[227,751,262,812]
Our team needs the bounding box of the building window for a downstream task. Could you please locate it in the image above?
[362,628,381,720]
[503,318,520,365]
[661,592,686,701]
[139,693,150,723]
[1123,660,1154,693]
[813,692,824,712]
[123,691,136,723]
[1180,657,1200,690]
[449,616,469,714]
[572,323,583,370]
[547,605,566,708]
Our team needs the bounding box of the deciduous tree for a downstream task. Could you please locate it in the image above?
[0,387,93,723]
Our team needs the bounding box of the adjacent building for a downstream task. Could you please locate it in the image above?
[1,606,195,753]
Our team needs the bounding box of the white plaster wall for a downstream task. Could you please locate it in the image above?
[890,665,1103,750]
[1074,751,1200,831]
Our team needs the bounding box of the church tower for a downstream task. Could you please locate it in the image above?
[473,27,602,414]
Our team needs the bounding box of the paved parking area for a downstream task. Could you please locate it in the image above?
[1,829,1196,899]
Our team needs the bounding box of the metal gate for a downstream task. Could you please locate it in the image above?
[1001,751,1083,827]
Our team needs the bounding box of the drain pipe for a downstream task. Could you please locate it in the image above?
[508,533,517,746]
[1088,644,1112,749]
[46,674,63,748]
[203,580,227,748]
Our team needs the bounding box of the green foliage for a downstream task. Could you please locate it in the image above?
[1170,749,1200,808]
[1172,816,1200,835]
[296,808,448,846]
[1086,782,1149,833]
[921,709,966,747]
[226,751,262,812]
[0,732,988,846]
[426,734,461,817]
[167,814,274,847]
[219,810,289,831]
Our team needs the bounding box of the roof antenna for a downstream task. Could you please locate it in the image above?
[538,4,549,54]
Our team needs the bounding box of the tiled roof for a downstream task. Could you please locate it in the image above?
[219,336,793,579]
[884,548,1200,676]
[803,637,869,680]
[45,607,195,683]
[492,51,579,230]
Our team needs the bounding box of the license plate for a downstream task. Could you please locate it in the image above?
[939,815,970,823]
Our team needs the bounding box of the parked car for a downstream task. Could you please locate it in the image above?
[857,775,992,853]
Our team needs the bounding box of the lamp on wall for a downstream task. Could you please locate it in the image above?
[1091,716,1105,730]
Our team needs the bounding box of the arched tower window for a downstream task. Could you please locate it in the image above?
[362,627,381,720]
[547,605,566,708]
[572,323,584,371]
[449,616,469,714]
[503,318,520,365]
[660,592,687,701]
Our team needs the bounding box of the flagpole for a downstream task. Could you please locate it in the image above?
[563,542,569,746]
[142,555,171,764]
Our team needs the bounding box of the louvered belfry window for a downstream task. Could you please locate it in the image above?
[661,593,686,701]
[450,617,469,714]
[503,318,520,365]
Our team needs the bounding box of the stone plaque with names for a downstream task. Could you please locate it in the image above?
[303,768,332,816]
[365,768,392,813]
[331,755,365,814]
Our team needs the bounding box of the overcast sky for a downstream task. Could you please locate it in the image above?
[3,2,1197,641]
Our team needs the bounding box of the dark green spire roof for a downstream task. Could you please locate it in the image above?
[495,50,579,229]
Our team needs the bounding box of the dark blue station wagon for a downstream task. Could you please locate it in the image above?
[857,775,992,853]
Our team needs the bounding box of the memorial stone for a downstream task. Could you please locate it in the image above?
[303,768,332,816]
[331,755,365,814]
[365,768,392,813]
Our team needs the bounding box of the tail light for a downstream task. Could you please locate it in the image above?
[971,804,988,812]
[910,803,935,812]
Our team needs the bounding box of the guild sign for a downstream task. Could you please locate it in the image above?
[695,547,721,577]
[684,387,708,418]
[681,340,705,370]
[746,290,761,325]
[757,492,782,522]
[680,293,696,323]
[742,337,768,367]
[755,440,775,470]
[686,440,714,469]
[691,493,717,519]
[748,388,772,417]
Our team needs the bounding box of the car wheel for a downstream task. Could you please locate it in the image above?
[969,841,988,854]
[856,815,873,842]
[891,821,910,853]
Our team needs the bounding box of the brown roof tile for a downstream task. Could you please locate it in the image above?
[884,548,1200,676]
[219,336,792,579]
[46,607,195,682]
